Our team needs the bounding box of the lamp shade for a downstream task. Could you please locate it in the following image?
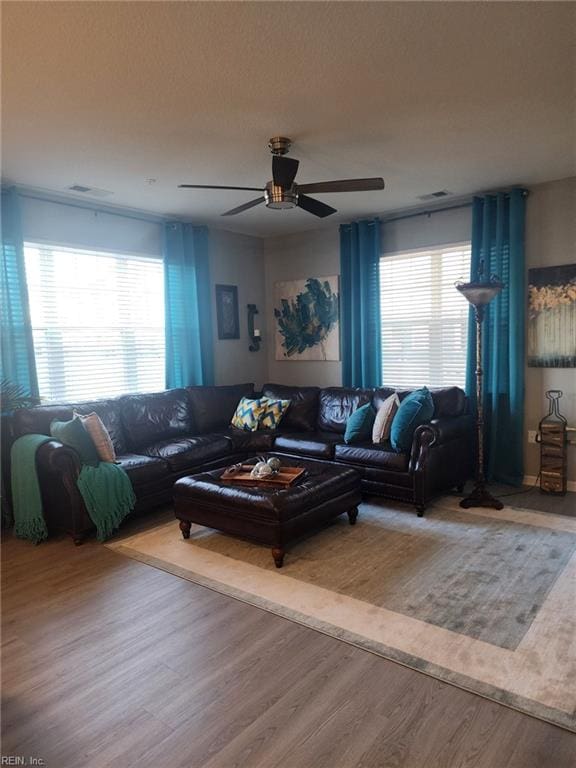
[455,279,504,307]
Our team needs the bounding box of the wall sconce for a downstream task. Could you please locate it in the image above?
[247,304,261,352]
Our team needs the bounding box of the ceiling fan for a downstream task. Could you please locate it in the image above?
[178,137,385,218]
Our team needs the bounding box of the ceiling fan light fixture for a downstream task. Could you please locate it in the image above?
[179,137,385,218]
[265,182,297,210]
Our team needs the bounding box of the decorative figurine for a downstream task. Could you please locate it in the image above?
[267,457,281,472]
[251,461,274,479]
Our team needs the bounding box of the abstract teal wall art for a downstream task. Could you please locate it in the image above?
[274,276,340,361]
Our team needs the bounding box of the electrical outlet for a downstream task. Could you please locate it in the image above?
[528,430,538,444]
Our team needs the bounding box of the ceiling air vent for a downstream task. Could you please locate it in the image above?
[417,190,453,201]
[67,184,114,197]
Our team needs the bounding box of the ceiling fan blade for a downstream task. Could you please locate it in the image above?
[221,196,266,216]
[297,194,337,218]
[297,178,385,194]
[272,156,300,189]
[179,184,265,192]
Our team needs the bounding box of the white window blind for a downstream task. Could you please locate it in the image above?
[24,242,165,402]
[380,243,471,388]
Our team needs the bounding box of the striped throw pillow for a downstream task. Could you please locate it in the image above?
[372,393,400,444]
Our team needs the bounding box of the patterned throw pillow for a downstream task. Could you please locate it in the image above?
[372,393,400,444]
[50,417,100,466]
[258,398,291,430]
[75,411,116,462]
[231,397,267,432]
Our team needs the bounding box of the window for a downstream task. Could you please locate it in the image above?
[24,243,165,402]
[379,243,471,388]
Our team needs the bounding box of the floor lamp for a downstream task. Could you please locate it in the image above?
[456,263,504,510]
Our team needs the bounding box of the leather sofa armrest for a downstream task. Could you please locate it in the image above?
[427,414,475,444]
[36,440,82,478]
[409,424,437,473]
[409,415,475,472]
[35,441,92,543]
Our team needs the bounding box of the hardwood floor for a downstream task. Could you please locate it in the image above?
[2,530,575,768]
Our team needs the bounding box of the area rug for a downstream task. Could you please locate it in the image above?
[107,498,576,732]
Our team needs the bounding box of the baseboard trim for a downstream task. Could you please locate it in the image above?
[523,475,576,493]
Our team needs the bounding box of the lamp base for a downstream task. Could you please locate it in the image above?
[459,481,504,511]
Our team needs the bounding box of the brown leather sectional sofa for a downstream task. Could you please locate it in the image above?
[11,382,474,543]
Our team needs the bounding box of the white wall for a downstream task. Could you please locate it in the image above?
[524,177,576,483]
[210,229,267,389]
[20,196,163,256]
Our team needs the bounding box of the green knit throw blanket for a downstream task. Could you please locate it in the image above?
[11,434,136,543]
[76,462,136,541]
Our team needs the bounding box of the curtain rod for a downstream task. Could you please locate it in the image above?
[381,189,529,225]
[382,201,472,225]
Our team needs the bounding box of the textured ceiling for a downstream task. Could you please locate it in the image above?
[2,2,575,237]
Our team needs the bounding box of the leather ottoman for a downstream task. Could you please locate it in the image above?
[173,459,362,567]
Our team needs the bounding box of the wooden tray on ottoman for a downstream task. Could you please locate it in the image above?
[220,464,306,488]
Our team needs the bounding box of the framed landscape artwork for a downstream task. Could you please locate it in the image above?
[527,263,576,368]
[274,276,340,361]
[215,284,240,340]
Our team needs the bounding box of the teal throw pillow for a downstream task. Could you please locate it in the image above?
[50,417,100,466]
[344,403,376,444]
[390,388,434,453]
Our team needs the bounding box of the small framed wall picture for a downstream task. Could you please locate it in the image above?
[215,284,240,340]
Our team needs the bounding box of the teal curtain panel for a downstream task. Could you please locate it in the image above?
[1,187,38,398]
[466,189,526,485]
[340,218,382,387]
[164,223,214,388]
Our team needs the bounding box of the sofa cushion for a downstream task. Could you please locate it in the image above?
[262,384,319,432]
[391,387,434,452]
[115,453,171,484]
[187,383,255,433]
[121,389,190,450]
[140,435,231,472]
[273,431,341,459]
[14,404,75,438]
[225,427,276,454]
[334,442,409,471]
[317,388,373,433]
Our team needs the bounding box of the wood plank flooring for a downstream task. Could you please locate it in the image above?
[2,530,575,768]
